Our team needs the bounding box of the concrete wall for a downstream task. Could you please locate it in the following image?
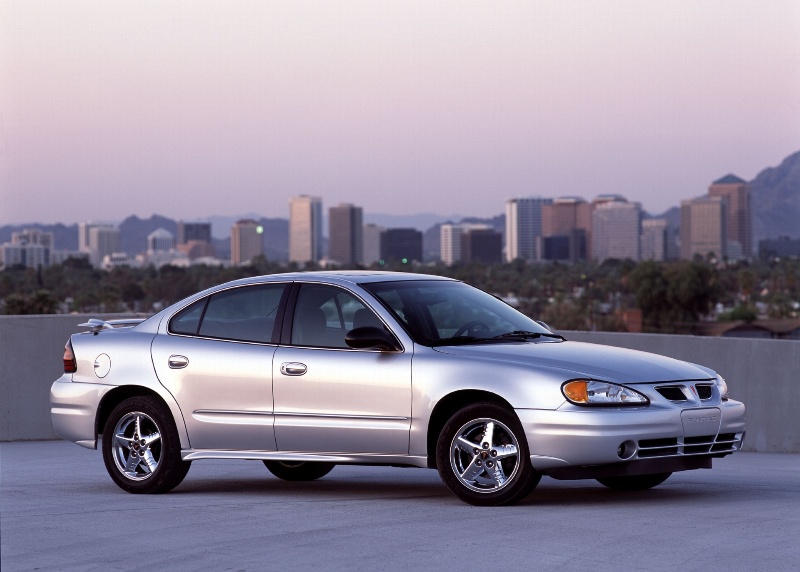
[1,315,797,452]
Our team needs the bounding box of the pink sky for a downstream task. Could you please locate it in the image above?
[1,0,799,225]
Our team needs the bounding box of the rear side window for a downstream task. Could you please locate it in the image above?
[169,284,287,343]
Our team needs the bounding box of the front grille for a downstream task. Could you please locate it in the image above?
[656,386,688,402]
[696,384,713,400]
[637,433,742,458]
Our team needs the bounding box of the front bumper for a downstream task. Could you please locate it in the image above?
[50,375,113,449]
[517,398,746,478]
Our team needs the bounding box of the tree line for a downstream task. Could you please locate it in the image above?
[1,256,798,334]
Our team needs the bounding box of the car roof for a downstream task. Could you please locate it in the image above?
[225,270,455,288]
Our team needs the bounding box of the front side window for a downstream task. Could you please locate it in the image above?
[169,284,286,343]
[291,284,382,348]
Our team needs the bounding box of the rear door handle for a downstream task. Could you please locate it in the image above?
[168,355,189,369]
[280,362,307,376]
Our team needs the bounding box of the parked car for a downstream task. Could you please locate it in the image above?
[51,271,746,505]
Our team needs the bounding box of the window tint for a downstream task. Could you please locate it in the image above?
[170,299,206,336]
[194,284,285,343]
[291,284,380,348]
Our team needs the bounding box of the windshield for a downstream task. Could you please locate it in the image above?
[362,280,558,346]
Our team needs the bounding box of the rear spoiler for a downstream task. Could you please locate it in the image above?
[78,318,147,334]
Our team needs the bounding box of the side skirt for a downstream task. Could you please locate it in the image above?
[181,449,429,468]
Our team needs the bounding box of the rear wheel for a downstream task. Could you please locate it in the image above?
[596,472,672,491]
[436,402,540,506]
[102,396,191,494]
[263,461,335,481]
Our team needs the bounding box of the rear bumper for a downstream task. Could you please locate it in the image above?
[50,375,112,449]
[517,399,746,477]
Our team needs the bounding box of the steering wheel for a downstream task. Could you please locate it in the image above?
[453,321,490,338]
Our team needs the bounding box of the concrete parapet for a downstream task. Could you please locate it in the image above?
[1,315,796,452]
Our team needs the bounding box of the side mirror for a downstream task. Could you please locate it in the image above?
[345,326,400,351]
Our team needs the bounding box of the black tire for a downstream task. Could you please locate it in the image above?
[436,402,541,506]
[102,396,191,494]
[263,461,335,481]
[596,472,672,491]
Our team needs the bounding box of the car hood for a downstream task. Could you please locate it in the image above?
[432,340,714,384]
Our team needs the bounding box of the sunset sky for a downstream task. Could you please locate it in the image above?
[2,1,799,226]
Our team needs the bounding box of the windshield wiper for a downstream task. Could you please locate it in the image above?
[491,330,566,341]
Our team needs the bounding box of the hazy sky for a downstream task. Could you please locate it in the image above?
[2,1,799,226]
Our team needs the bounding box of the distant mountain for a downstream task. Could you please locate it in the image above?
[751,150,800,241]
[365,212,462,232]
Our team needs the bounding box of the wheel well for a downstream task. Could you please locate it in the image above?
[426,390,512,468]
[96,386,165,438]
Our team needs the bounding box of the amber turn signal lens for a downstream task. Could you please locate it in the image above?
[563,380,589,403]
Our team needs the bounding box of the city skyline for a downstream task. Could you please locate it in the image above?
[2,2,799,226]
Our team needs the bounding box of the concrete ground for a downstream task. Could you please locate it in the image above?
[1,442,798,572]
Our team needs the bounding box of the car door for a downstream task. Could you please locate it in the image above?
[152,283,288,451]
[272,283,412,454]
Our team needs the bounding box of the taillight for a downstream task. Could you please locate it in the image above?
[63,340,77,373]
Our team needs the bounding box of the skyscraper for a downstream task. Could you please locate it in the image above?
[177,221,212,245]
[641,218,668,261]
[380,228,423,263]
[289,195,323,263]
[591,199,642,262]
[680,196,727,260]
[362,224,385,266]
[88,226,120,267]
[708,174,752,258]
[505,197,551,262]
[441,223,490,265]
[147,228,175,253]
[461,229,503,265]
[541,197,591,262]
[230,219,263,265]
[328,203,363,266]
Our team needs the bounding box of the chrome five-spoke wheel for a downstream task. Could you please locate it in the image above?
[102,396,190,494]
[436,402,541,506]
[112,411,162,481]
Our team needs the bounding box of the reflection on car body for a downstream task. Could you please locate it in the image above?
[51,271,746,505]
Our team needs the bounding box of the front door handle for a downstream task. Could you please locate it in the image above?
[280,362,307,376]
[168,355,189,369]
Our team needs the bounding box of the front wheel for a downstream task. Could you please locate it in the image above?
[436,402,541,506]
[263,461,335,481]
[102,396,191,494]
[596,472,672,491]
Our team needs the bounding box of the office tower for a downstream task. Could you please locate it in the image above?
[362,224,385,266]
[641,219,668,261]
[505,197,551,262]
[591,200,642,262]
[441,223,490,265]
[680,197,727,260]
[8,228,54,267]
[708,174,752,258]
[379,228,423,263]
[230,219,263,265]
[541,197,591,262]
[88,226,120,267]
[147,228,175,253]
[79,222,110,253]
[461,229,503,265]
[289,195,323,263]
[328,203,363,266]
[11,228,54,251]
[177,221,212,245]
[1,242,48,269]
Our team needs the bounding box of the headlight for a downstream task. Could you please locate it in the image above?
[715,375,729,400]
[562,379,649,406]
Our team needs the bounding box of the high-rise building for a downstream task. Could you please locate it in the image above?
[461,229,503,265]
[289,195,323,263]
[441,223,490,265]
[591,199,642,262]
[641,219,668,261]
[79,222,110,253]
[708,174,752,258]
[147,228,175,253]
[230,219,263,265]
[380,228,423,263]
[328,203,363,266]
[88,226,120,267]
[542,197,591,262]
[1,242,48,269]
[505,197,551,262]
[362,224,385,266]
[680,197,727,260]
[177,221,212,245]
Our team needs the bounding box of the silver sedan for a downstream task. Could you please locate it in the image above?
[51,271,746,506]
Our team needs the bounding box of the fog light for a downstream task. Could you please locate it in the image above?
[617,440,637,460]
